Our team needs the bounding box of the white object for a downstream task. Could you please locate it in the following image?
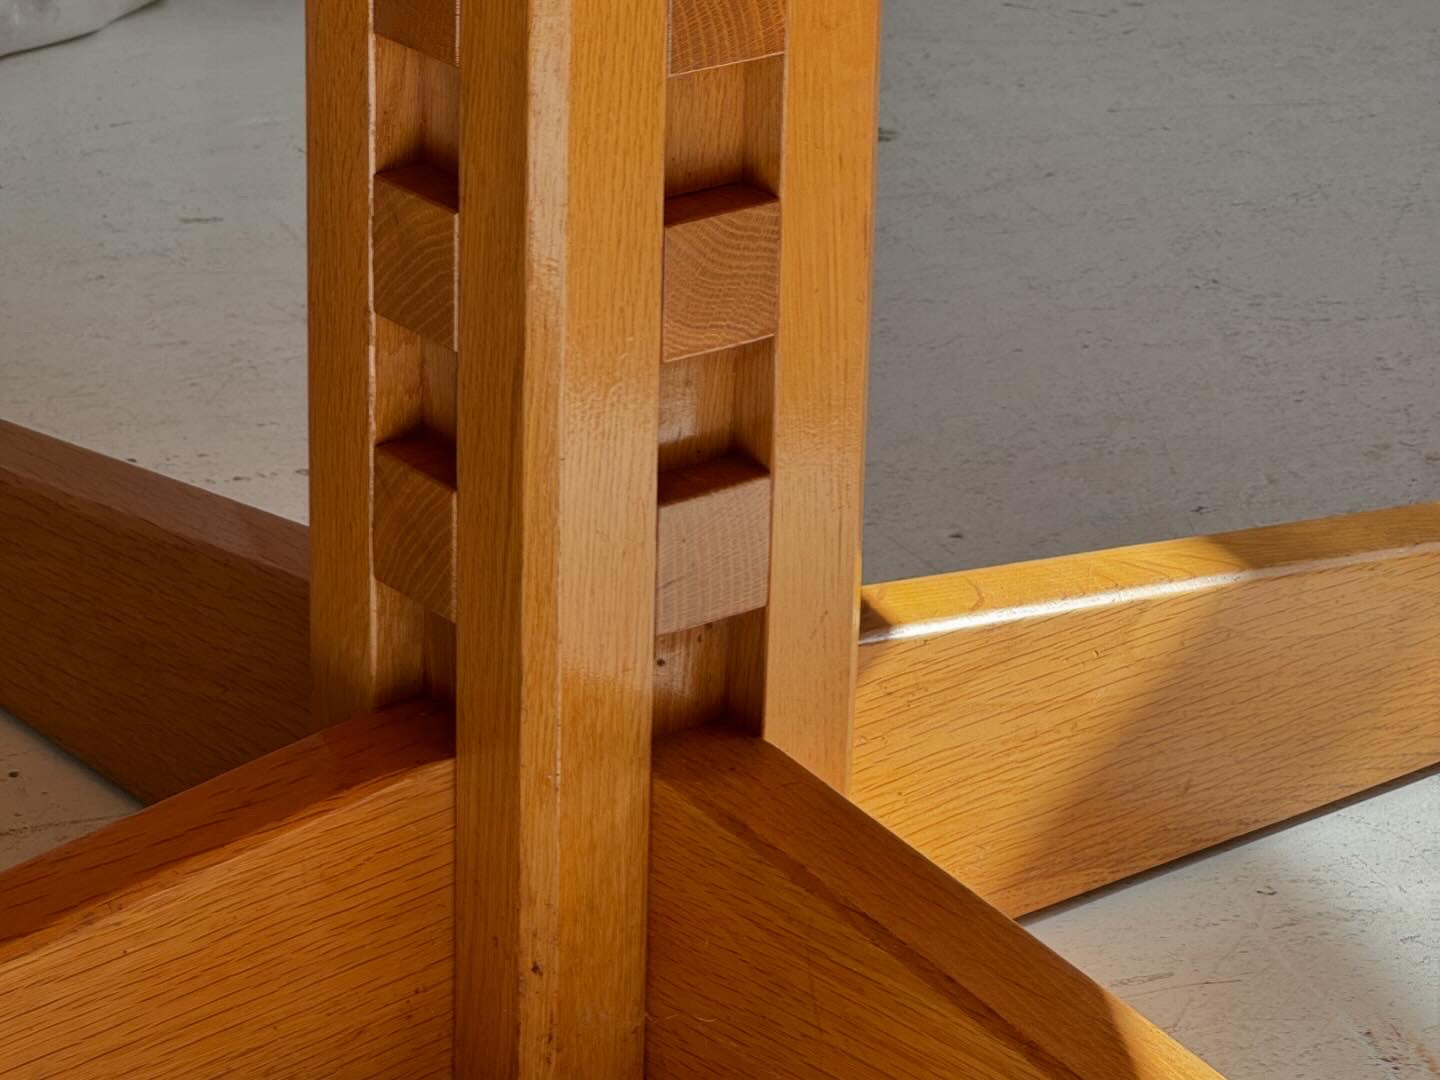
[1,0,155,57]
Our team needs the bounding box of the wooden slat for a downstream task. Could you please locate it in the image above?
[656,454,771,634]
[373,164,460,350]
[649,729,1223,1079]
[669,0,786,75]
[855,503,1440,916]
[662,184,780,362]
[757,0,879,786]
[369,437,769,641]
[374,433,457,620]
[0,703,453,1079]
[309,0,427,724]
[0,421,311,803]
[376,0,459,67]
[454,0,666,1071]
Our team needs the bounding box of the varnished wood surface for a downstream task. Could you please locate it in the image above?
[669,0,786,75]
[0,704,453,1079]
[374,433,458,620]
[656,454,771,634]
[454,0,666,1071]
[855,502,1440,915]
[309,0,427,724]
[665,58,783,198]
[662,184,780,362]
[649,729,1223,1078]
[376,0,459,66]
[368,435,771,639]
[0,420,310,803]
[8,417,1433,934]
[373,164,460,350]
[758,0,879,787]
[376,34,460,175]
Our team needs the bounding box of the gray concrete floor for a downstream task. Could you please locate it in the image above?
[0,0,1436,1075]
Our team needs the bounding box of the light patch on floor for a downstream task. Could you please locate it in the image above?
[0,710,137,871]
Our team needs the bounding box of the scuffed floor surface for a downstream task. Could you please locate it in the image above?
[0,0,1436,1076]
[1026,774,1440,1078]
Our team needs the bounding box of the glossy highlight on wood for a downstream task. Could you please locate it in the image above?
[855,503,1440,915]
[0,704,454,1079]
[453,0,666,1070]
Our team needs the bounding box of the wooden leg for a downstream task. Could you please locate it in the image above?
[310,0,879,1069]
[452,0,666,1072]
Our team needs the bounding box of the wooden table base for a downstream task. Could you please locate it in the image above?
[0,0,1434,1074]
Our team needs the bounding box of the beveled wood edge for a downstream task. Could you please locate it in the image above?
[0,419,307,579]
[650,728,1224,1077]
[0,701,454,1079]
[0,700,452,960]
[860,500,1440,643]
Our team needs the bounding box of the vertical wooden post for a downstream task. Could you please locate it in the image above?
[309,0,876,1072]
[654,0,880,788]
[307,0,424,723]
[763,0,881,786]
[454,0,665,1075]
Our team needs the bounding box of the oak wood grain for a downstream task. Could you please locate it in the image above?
[656,454,771,634]
[309,0,428,724]
[454,0,667,1071]
[0,703,453,1079]
[376,0,459,66]
[373,163,460,350]
[366,431,765,646]
[669,0,785,75]
[374,432,458,621]
[662,184,781,362]
[649,729,1223,1079]
[0,421,311,803]
[376,34,460,174]
[855,503,1440,916]
[757,0,879,787]
[665,56,784,197]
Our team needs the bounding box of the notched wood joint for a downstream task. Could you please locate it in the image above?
[373,431,457,621]
[373,164,460,350]
[375,0,460,67]
[656,453,772,635]
[669,0,786,75]
[663,184,781,363]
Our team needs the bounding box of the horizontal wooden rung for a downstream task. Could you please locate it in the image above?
[375,0,459,66]
[663,184,780,363]
[372,437,768,633]
[374,163,459,349]
[669,0,785,76]
[656,454,771,635]
[374,432,457,620]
